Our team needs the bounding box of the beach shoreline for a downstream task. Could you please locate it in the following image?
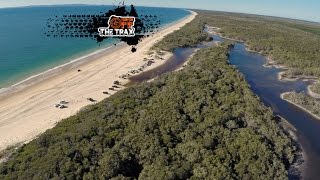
[0,43,126,99]
[0,10,193,99]
[0,11,197,151]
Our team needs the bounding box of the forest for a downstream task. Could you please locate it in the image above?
[0,13,299,179]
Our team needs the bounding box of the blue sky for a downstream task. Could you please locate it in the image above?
[0,0,319,22]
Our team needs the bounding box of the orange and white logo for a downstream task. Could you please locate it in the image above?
[98,15,136,37]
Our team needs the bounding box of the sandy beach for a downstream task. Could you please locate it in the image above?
[0,11,197,151]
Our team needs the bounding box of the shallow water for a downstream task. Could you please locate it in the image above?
[130,34,320,179]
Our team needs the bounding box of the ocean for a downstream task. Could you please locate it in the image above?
[0,5,190,89]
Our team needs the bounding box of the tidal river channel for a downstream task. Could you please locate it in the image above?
[130,34,320,179]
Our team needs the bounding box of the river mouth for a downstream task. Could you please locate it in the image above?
[128,47,197,84]
[129,33,320,179]
[128,34,217,84]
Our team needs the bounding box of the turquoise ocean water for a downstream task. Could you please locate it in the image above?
[0,5,190,89]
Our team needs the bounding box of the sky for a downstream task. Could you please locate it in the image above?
[0,0,319,22]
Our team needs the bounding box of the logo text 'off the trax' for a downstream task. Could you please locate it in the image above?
[98,15,136,37]
[45,4,161,52]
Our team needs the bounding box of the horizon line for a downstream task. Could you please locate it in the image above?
[0,3,319,24]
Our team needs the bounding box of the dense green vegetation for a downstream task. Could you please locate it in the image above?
[282,92,320,119]
[284,23,320,36]
[0,44,296,179]
[310,83,320,95]
[196,10,320,77]
[0,13,299,179]
[153,17,208,52]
